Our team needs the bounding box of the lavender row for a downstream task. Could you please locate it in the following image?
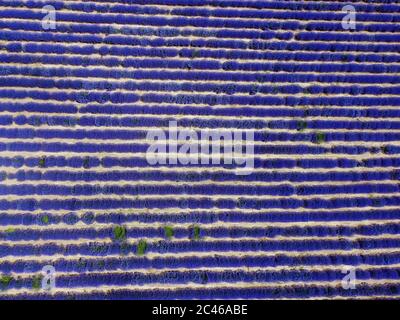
[12,0,396,14]
[4,75,400,96]
[3,89,400,107]
[2,208,399,226]
[9,41,400,63]
[0,20,293,42]
[2,251,399,274]
[8,114,400,131]
[2,223,400,241]
[10,169,400,183]
[3,127,400,143]
[4,49,400,75]
[5,101,400,119]
[1,155,398,170]
[0,140,315,155]
[0,196,400,211]
[142,94,400,107]
[3,0,400,20]
[0,183,294,197]
[4,4,400,23]
[2,268,400,291]
[296,32,400,43]
[2,30,400,54]
[1,6,398,24]
[4,66,399,84]
[43,0,398,13]
[0,183,398,197]
[78,103,400,119]
[2,19,400,41]
[2,238,400,257]
[5,283,399,300]
[0,141,397,155]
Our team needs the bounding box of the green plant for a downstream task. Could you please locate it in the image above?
[38,156,46,168]
[32,275,42,290]
[164,226,174,240]
[0,275,13,290]
[297,121,308,131]
[137,240,147,256]
[315,132,326,144]
[113,225,126,241]
[41,215,49,224]
[193,225,201,240]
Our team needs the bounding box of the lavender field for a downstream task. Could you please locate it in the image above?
[0,0,400,300]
